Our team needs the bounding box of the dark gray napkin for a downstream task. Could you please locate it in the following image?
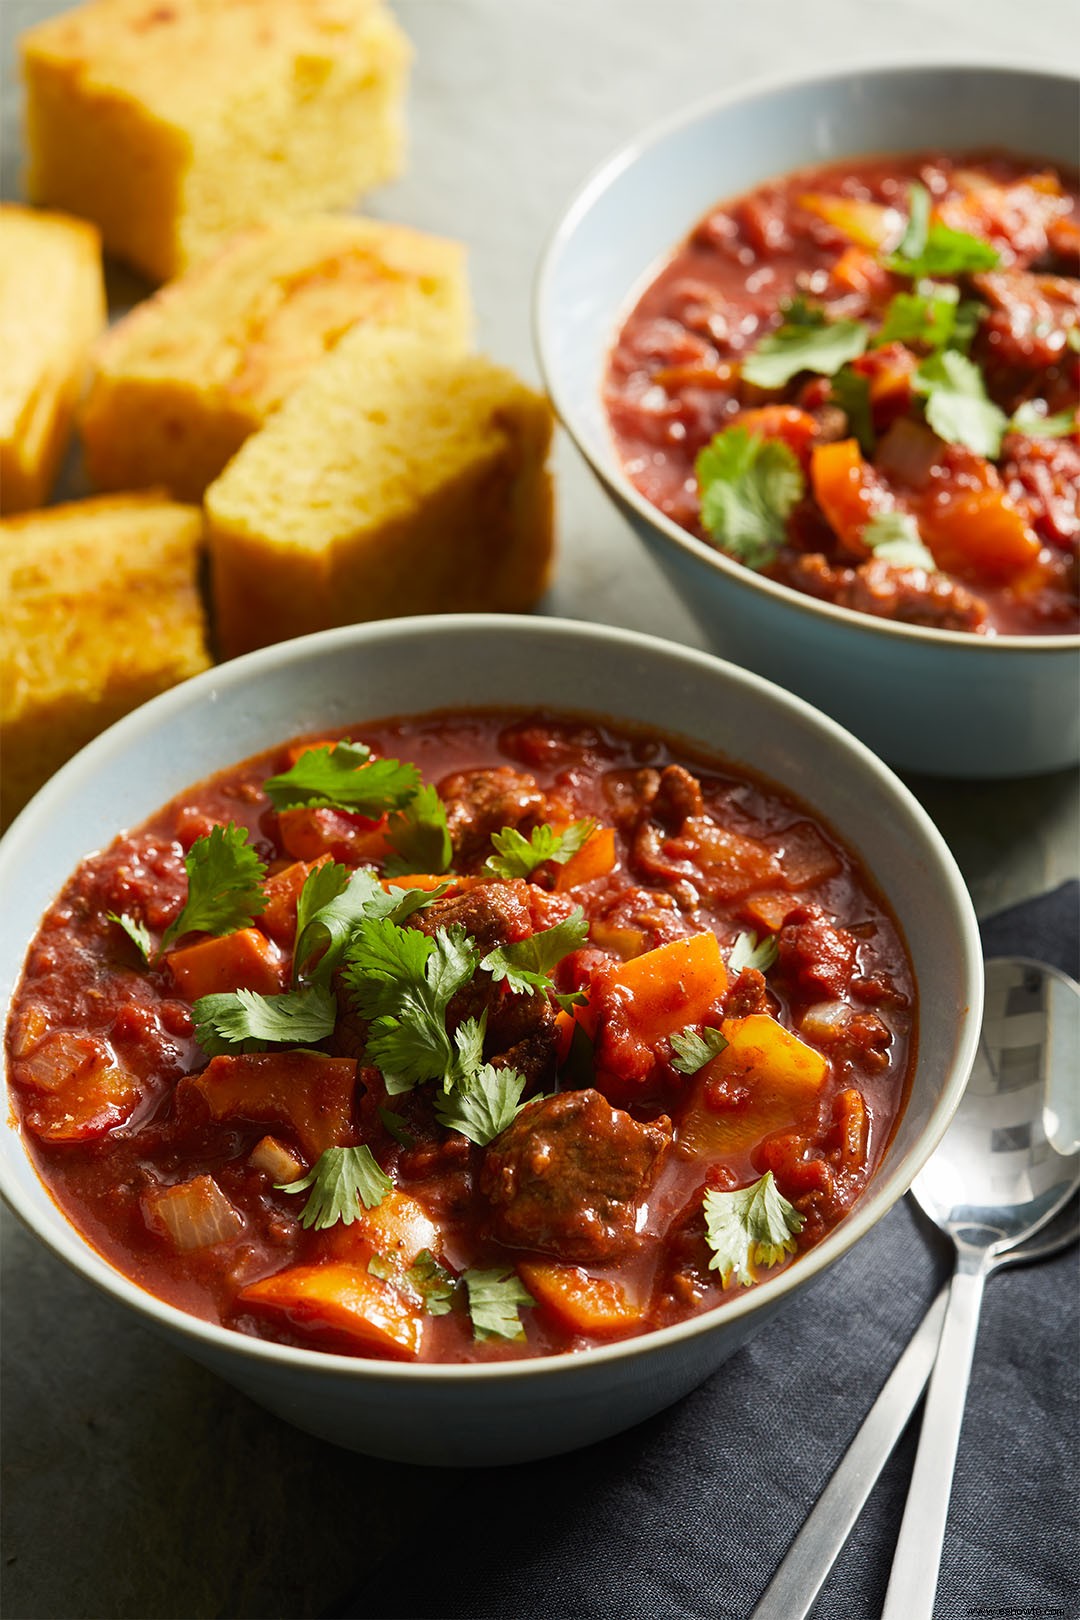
[328,882,1079,1620]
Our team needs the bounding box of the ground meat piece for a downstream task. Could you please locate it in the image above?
[650,765,704,831]
[722,967,771,1019]
[777,904,858,999]
[438,766,548,869]
[971,269,1080,371]
[1000,432,1080,547]
[480,1088,672,1262]
[779,553,989,634]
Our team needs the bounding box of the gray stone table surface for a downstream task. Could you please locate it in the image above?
[1,1,1077,1616]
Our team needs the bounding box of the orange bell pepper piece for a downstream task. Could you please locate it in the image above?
[917,486,1042,583]
[553,826,617,891]
[810,438,888,552]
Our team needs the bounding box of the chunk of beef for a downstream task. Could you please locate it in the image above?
[777,904,858,999]
[438,766,547,870]
[650,765,705,832]
[1000,432,1080,547]
[480,1088,672,1262]
[412,883,532,953]
[778,553,990,634]
[971,269,1080,371]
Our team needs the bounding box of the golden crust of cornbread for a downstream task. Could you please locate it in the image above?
[81,216,472,501]
[1,493,211,826]
[21,0,411,282]
[0,204,105,516]
[206,329,556,659]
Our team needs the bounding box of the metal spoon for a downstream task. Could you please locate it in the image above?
[880,957,1080,1619]
[751,955,1080,1620]
[750,1197,1079,1620]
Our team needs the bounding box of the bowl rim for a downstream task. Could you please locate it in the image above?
[0,613,984,1384]
[533,55,1080,656]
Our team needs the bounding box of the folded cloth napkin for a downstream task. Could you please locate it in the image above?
[328,882,1079,1620]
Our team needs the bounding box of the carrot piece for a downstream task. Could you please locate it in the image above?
[917,486,1042,583]
[677,1013,828,1159]
[378,872,467,894]
[810,438,890,552]
[324,1189,440,1269]
[833,1088,869,1170]
[277,806,390,864]
[516,1261,643,1337]
[239,1263,425,1360]
[257,856,330,947]
[592,933,729,1079]
[739,892,796,935]
[553,826,617,891]
[181,1051,357,1160]
[167,927,287,1000]
[735,405,820,467]
[588,920,648,961]
[831,245,893,299]
[796,192,904,251]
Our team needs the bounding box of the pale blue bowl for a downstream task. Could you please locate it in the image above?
[535,62,1080,778]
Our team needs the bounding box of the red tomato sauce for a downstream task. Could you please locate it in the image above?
[6,711,916,1363]
[606,150,1080,636]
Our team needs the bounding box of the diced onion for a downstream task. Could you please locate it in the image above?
[249,1136,304,1185]
[17,1031,103,1092]
[800,1001,853,1041]
[143,1175,244,1252]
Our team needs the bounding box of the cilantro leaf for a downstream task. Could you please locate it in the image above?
[384,784,453,878]
[192,984,337,1055]
[483,819,598,881]
[728,930,780,975]
[480,908,589,998]
[344,919,477,1093]
[741,315,869,390]
[862,511,938,572]
[377,1106,416,1148]
[703,1171,805,1287]
[263,742,420,815]
[160,823,267,953]
[876,284,959,351]
[670,1025,729,1075]
[829,366,875,457]
[464,1267,535,1341]
[107,911,154,965]
[1008,400,1076,440]
[277,1144,392,1228]
[434,1063,530,1146]
[884,182,1000,279]
[913,350,1008,458]
[407,1250,456,1316]
[293,865,449,985]
[696,426,805,569]
[452,1014,487,1079]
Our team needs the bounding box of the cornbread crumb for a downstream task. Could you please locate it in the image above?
[0,204,105,515]
[81,216,471,501]
[206,329,556,659]
[21,0,411,283]
[1,494,211,826]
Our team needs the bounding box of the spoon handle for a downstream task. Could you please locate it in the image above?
[881,1251,989,1620]
[750,1287,948,1620]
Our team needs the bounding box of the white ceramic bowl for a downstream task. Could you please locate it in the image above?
[0,616,982,1465]
[535,62,1080,779]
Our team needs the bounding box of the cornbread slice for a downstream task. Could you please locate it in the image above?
[206,329,556,659]
[81,216,471,501]
[21,0,411,283]
[0,205,105,515]
[1,494,211,826]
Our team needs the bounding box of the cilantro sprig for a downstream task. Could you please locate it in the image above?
[483,819,598,881]
[670,1025,729,1076]
[862,511,938,572]
[463,1267,535,1341]
[384,784,453,878]
[160,823,267,954]
[192,983,337,1055]
[277,1144,392,1228]
[741,306,869,390]
[433,1061,531,1146]
[913,349,1008,458]
[829,366,875,457]
[264,741,420,816]
[883,183,1000,279]
[728,930,779,975]
[107,911,155,965]
[695,426,805,569]
[480,909,589,1000]
[292,864,446,986]
[1008,400,1077,440]
[343,919,477,1094]
[703,1171,805,1287]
